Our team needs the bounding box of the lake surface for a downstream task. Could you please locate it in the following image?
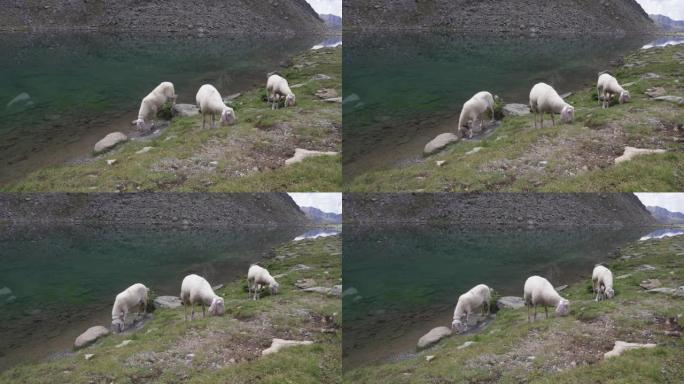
[342,33,652,181]
[0,223,318,370]
[342,225,654,369]
[0,32,318,185]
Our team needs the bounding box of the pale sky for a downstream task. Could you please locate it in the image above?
[635,193,684,213]
[306,0,342,16]
[636,0,684,20]
[288,193,342,214]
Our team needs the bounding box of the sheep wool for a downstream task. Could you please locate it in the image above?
[267,74,296,110]
[451,284,492,333]
[133,82,176,131]
[529,82,574,127]
[195,84,237,129]
[247,264,280,300]
[592,265,615,301]
[457,91,495,139]
[597,73,630,109]
[180,274,225,321]
[111,283,149,333]
[523,275,570,322]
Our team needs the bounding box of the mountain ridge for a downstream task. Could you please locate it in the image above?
[646,205,684,224]
[650,14,684,31]
[300,206,342,224]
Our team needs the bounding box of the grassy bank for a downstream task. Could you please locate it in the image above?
[345,234,684,383]
[0,235,342,384]
[348,44,684,192]
[4,47,341,192]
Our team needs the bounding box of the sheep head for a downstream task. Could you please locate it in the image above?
[221,107,236,125]
[605,287,615,299]
[209,296,225,316]
[555,299,570,316]
[270,281,280,295]
[619,91,630,104]
[134,119,147,131]
[111,318,124,333]
[286,93,296,107]
[451,318,467,333]
[561,105,574,123]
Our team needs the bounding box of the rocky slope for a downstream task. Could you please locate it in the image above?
[344,0,657,35]
[650,14,684,32]
[0,193,309,226]
[320,13,342,32]
[0,0,325,34]
[300,206,342,224]
[344,193,657,226]
[646,206,684,224]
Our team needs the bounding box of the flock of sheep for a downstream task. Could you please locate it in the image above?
[110,264,280,332]
[451,264,614,333]
[457,73,630,138]
[130,74,296,132]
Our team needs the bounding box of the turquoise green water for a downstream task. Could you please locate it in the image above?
[342,226,651,368]
[0,32,316,185]
[342,33,651,179]
[0,224,304,369]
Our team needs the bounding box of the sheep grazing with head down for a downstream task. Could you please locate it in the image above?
[592,265,615,301]
[523,275,570,322]
[180,274,225,321]
[597,73,630,109]
[195,84,237,129]
[451,284,492,333]
[247,264,280,300]
[266,74,296,110]
[132,82,176,131]
[457,91,496,139]
[111,283,149,333]
[529,82,574,128]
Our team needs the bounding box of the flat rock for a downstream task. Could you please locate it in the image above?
[295,279,317,289]
[302,287,333,295]
[153,296,182,309]
[466,147,483,156]
[106,159,118,166]
[615,147,666,164]
[424,133,459,156]
[653,95,684,105]
[647,288,676,295]
[84,353,95,361]
[172,103,199,117]
[291,264,312,271]
[458,341,476,349]
[285,148,338,166]
[604,341,656,359]
[323,97,342,103]
[497,296,525,310]
[645,87,666,98]
[74,326,109,349]
[312,74,332,81]
[636,264,656,271]
[640,279,661,290]
[559,92,573,99]
[262,338,313,356]
[115,340,133,348]
[502,103,531,117]
[555,285,568,292]
[315,88,338,99]
[426,355,436,362]
[94,132,127,154]
[616,273,632,279]
[641,72,661,79]
[436,160,446,167]
[135,146,153,154]
[417,326,452,350]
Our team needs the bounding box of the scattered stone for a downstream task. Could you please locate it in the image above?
[555,285,568,292]
[302,287,334,295]
[212,284,224,291]
[153,296,182,309]
[115,340,133,348]
[172,103,200,117]
[622,82,636,87]
[640,72,661,79]
[424,133,460,156]
[262,339,313,355]
[323,97,342,103]
[417,326,452,350]
[224,93,242,101]
[614,147,666,164]
[295,279,317,289]
[315,89,338,99]
[94,132,127,154]
[312,74,332,81]
[285,148,338,166]
[497,296,525,310]
[342,287,359,297]
[502,103,531,117]
[636,264,656,271]
[645,87,666,98]
[209,161,219,166]
[559,92,573,99]
[653,95,684,105]
[74,326,110,349]
[84,354,95,361]
[426,355,436,362]
[616,274,632,279]
[466,147,483,156]
[106,159,118,166]
[665,331,681,337]
[457,341,476,350]
[647,288,676,295]
[135,146,153,154]
[639,279,661,290]
[291,264,312,271]
[604,341,656,359]
[436,160,446,167]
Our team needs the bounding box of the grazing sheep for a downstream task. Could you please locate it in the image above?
[451,284,492,333]
[247,264,280,300]
[111,283,149,333]
[195,84,237,129]
[592,265,615,301]
[597,73,630,109]
[180,274,225,321]
[529,82,574,128]
[523,276,570,322]
[458,91,495,139]
[132,82,176,131]
[266,74,296,110]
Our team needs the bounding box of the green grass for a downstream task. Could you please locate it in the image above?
[4,47,342,192]
[0,236,342,384]
[345,235,684,383]
[347,45,684,192]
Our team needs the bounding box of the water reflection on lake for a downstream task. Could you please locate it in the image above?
[313,36,342,50]
[294,227,341,241]
[640,228,684,240]
[642,36,684,49]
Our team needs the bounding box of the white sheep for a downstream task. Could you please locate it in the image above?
[180,274,225,321]
[592,265,615,301]
[266,74,296,110]
[457,91,495,139]
[132,82,177,131]
[523,276,570,322]
[111,283,149,333]
[247,264,280,300]
[529,82,574,128]
[451,284,492,333]
[597,73,630,109]
[195,84,237,129]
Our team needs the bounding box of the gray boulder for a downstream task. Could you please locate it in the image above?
[417,326,452,350]
[653,96,684,105]
[172,103,200,117]
[497,296,525,310]
[424,133,460,156]
[153,296,183,309]
[94,132,127,154]
[503,103,531,117]
[74,326,110,349]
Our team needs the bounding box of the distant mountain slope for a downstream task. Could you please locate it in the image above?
[320,14,342,32]
[344,0,657,35]
[301,206,342,224]
[650,14,684,31]
[345,193,657,226]
[0,0,325,34]
[646,206,684,224]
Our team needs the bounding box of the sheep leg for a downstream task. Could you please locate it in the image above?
[527,303,531,322]
[202,113,206,129]
[202,304,206,318]
[534,304,537,321]
[551,113,555,126]
[184,303,188,321]
[211,114,215,129]
[545,306,549,319]
[191,302,195,320]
